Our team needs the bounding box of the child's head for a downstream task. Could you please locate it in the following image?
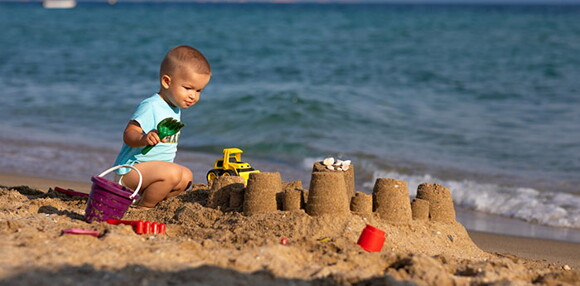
[158,45,211,109]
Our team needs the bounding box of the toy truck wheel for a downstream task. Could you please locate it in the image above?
[221,170,236,177]
[207,170,219,184]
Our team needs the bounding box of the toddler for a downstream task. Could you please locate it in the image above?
[113,45,211,208]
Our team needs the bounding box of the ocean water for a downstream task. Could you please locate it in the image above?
[1,3,580,240]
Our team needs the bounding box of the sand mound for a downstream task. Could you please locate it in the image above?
[0,183,576,285]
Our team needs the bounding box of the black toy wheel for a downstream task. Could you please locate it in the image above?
[207,170,220,184]
[221,170,236,177]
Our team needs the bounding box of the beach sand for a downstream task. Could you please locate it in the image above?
[0,173,578,285]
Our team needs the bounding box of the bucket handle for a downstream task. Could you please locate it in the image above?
[97,165,143,200]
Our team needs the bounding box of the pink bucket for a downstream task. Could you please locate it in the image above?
[84,165,142,223]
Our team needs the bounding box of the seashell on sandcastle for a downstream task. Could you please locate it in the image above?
[312,157,355,201]
[205,158,458,225]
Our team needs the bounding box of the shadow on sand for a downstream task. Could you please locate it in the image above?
[0,264,404,286]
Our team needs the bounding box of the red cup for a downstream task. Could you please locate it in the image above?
[357,224,385,252]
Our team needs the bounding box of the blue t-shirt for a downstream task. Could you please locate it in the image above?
[114,94,181,175]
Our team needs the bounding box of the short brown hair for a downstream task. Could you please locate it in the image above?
[159,45,211,77]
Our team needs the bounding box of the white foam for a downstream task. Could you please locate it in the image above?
[302,157,321,170]
[363,170,580,229]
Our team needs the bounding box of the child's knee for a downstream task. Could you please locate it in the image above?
[183,167,193,182]
[169,165,192,191]
[179,167,193,191]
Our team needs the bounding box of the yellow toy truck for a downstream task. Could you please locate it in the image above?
[206,148,260,185]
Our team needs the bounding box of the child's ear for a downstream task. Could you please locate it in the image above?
[161,75,172,89]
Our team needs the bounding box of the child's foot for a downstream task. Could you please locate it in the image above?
[134,203,155,209]
[129,202,154,209]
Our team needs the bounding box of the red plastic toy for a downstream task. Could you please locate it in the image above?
[106,219,166,235]
[62,228,101,237]
[357,224,385,252]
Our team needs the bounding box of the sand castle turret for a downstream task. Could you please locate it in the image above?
[306,172,350,216]
[283,180,304,211]
[416,183,456,222]
[312,158,355,202]
[243,172,281,215]
[372,178,412,223]
[411,198,429,220]
[208,176,245,210]
[350,191,372,216]
[229,186,245,211]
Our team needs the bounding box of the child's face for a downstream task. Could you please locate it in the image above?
[160,66,211,109]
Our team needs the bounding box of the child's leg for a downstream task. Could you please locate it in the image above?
[165,165,193,199]
[121,161,193,208]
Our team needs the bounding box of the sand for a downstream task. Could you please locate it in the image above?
[1,173,578,285]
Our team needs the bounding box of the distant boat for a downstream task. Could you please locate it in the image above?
[43,0,77,9]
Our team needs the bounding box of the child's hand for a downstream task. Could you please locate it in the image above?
[123,120,169,148]
[142,130,167,146]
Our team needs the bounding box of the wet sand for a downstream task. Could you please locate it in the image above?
[469,231,580,269]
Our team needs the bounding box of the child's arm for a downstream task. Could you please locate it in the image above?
[123,120,165,148]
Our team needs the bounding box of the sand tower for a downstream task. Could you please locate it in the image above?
[372,178,412,223]
[283,180,304,211]
[208,176,245,210]
[416,183,456,222]
[306,172,350,216]
[229,186,245,211]
[411,198,429,220]
[351,191,372,216]
[243,172,281,215]
[312,160,355,202]
[302,189,309,205]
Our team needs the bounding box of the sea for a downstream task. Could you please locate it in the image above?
[1,2,579,242]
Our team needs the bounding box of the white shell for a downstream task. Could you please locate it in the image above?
[326,165,335,170]
[335,159,344,166]
[337,167,344,171]
[342,160,351,166]
[323,157,335,166]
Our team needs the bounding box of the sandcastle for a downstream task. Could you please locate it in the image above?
[411,198,429,220]
[205,158,458,225]
[208,176,245,211]
[372,178,412,223]
[306,172,350,216]
[243,172,281,215]
[282,180,304,211]
[415,183,456,222]
[312,157,355,202]
[351,191,372,216]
